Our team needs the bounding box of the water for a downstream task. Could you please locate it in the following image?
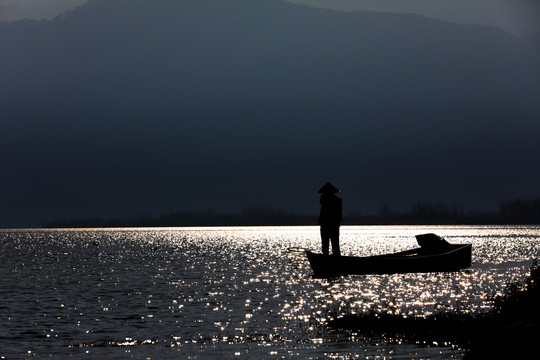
[1,225,539,359]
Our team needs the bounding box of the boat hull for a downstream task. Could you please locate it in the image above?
[305,243,472,277]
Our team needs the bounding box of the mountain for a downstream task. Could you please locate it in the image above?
[288,0,540,37]
[1,0,539,227]
[0,0,87,23]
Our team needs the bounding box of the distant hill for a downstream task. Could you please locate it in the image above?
[1,0,539,227]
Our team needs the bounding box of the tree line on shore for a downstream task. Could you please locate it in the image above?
[41,198,540,228]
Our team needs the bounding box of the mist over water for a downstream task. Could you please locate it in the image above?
[1,225,539,358]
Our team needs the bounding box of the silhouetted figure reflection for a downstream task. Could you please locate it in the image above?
[318,182,342,256]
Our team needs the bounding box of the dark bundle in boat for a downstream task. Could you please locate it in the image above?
[305,233,471,278]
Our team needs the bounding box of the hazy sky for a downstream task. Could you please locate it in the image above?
[1,0,539,36]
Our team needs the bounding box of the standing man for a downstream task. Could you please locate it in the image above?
[318,182,342,256]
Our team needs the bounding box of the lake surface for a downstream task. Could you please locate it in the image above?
[1,225,539,359]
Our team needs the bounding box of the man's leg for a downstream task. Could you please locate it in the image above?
[330,227,340,256]
[320,227,330,255]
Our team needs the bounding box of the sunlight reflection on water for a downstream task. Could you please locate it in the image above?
[1,225,539,359]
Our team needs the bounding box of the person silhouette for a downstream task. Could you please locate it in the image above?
[318,182,342,256]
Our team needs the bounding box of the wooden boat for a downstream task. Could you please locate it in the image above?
[305,233,472,278]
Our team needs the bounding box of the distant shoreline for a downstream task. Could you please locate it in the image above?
[41,208,539,228]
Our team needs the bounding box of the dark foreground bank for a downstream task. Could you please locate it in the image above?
[329,260,540,358]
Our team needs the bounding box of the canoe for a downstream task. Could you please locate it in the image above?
[305,233,472,278]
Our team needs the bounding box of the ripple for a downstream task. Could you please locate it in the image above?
[1,226,539,358]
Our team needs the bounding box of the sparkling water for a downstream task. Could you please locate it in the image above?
[1,225,539,359]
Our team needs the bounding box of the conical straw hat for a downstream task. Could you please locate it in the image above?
[318,182,340,193]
